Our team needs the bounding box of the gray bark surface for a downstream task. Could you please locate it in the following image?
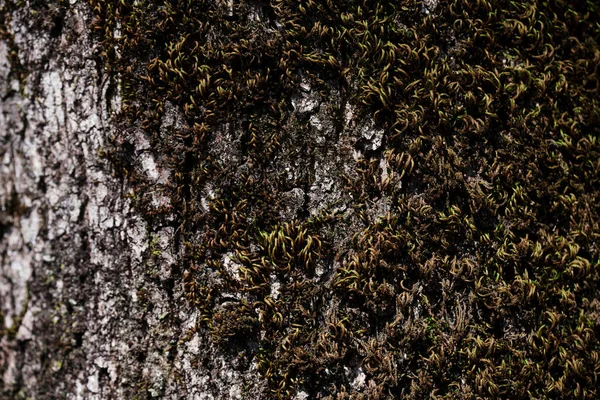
[1,3,262,398]
[7,1,599,399]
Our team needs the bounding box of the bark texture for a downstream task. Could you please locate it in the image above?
[1,2,261,399]
[3,1,600,399]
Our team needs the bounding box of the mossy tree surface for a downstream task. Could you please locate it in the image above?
[92,0,600,398]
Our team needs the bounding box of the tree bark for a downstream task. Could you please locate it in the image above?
[1,2,262,398]
[3,1,600,399]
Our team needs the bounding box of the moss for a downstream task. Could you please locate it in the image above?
[92,0,600,398]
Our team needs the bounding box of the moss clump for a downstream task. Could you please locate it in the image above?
[92,0,600,398]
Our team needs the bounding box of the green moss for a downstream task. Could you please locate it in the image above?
[92,0,600,398]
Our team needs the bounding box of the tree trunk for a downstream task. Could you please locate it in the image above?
[1,2,263,398]
[3,1,600,399]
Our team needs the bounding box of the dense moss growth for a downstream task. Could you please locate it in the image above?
[91,0,600,398]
